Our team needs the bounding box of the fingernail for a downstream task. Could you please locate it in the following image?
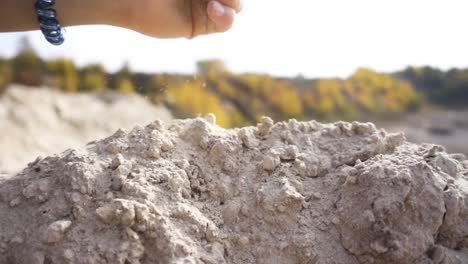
[210,1,225,17]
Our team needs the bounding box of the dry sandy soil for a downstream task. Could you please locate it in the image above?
[0,115,467,264]
[0,85,172,174]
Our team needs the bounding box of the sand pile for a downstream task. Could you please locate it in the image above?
[0,85,172,173]
[0,116,467,264]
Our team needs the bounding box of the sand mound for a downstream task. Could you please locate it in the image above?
[0,116,467,264]
[0,85,172,173]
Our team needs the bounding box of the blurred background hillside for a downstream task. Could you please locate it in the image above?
[1,0,468,172]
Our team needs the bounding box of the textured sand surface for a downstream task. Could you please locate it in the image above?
[0,85,172,173]
[0,116,467,263]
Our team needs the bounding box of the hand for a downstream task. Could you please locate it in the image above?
[127,0,243,38]
[0,0,243,39]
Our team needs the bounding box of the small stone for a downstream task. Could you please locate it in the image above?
[111,174,125,191]
[311,192,322,200]
[346,175,358,185]
[281,145,299,161]
[363,210,375,223]
[238,236,250,246]
[370,241,388,254]
[147,119,163,130]
[47,220,72,243]
[105,192,114,200]
[262,156,280,171]
[331,217,340,225]
[256,117,274,136]
[111,154,125,170]
[125,227,140,242]
[223,204,241,224]
[161,141,173,152]
[96,206,115,224]
[112,128,126,137]
[10,236,23,244]
[105,142,123,154]
[64,249,74,260]
[148,146,161,159]
[223,159,238,173]
[9,197,22,207]
[116,200,136,226]
[205,113,217,125]
[205,227,218,242]
[238,128,259,148]
[277,205,287,213]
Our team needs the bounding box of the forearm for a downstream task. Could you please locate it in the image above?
[0,0,131,32]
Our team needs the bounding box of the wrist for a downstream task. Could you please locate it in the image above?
[54,0,132,28]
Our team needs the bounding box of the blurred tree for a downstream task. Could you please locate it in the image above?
[11,37,43,86]
[143,74,170,104]
[400,66,468,106]
[235,74,303,120]
[117,79,135,94]
[111,62,131,89]
[112,62,135,94]
[197,60,228,76]
[166,79,236,127]
[79,64,107,92]
[45,58,79,92]
[0,58,13,91]
[351,68,421,114]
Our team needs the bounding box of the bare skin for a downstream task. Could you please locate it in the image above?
[0,0,242,38]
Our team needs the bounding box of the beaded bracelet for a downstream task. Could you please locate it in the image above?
[35,0,65,46]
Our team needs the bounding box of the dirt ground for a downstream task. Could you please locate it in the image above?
[0,85,172,174]
[0,116,467,263]
[375,109,468,156]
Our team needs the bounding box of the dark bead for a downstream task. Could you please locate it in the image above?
[35,0,54,9]
[36,8,57,19]
[44,29,61,38]
[39,18,60,31]
[46,35,64,46]
[44,28,64,44]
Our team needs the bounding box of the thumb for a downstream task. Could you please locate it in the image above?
[206,1,236,33]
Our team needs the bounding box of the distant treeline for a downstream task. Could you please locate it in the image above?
[398,66,468,107]
[0,39,466,127]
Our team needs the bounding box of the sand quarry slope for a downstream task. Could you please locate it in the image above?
[0,85,172,173]
[1,116,468,264]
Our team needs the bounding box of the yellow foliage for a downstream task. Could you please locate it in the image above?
[237,74,303,119]
[46,59,78,92]
[167,80,234,127]
[117,79,135,94]
[350,68,421,114]
[80,73,106,92]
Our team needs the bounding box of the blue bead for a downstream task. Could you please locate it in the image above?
[36,0,54,9]
[36,8,56,19]
[39,18,60,31]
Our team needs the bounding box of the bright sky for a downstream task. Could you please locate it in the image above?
[0,0,467,78]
